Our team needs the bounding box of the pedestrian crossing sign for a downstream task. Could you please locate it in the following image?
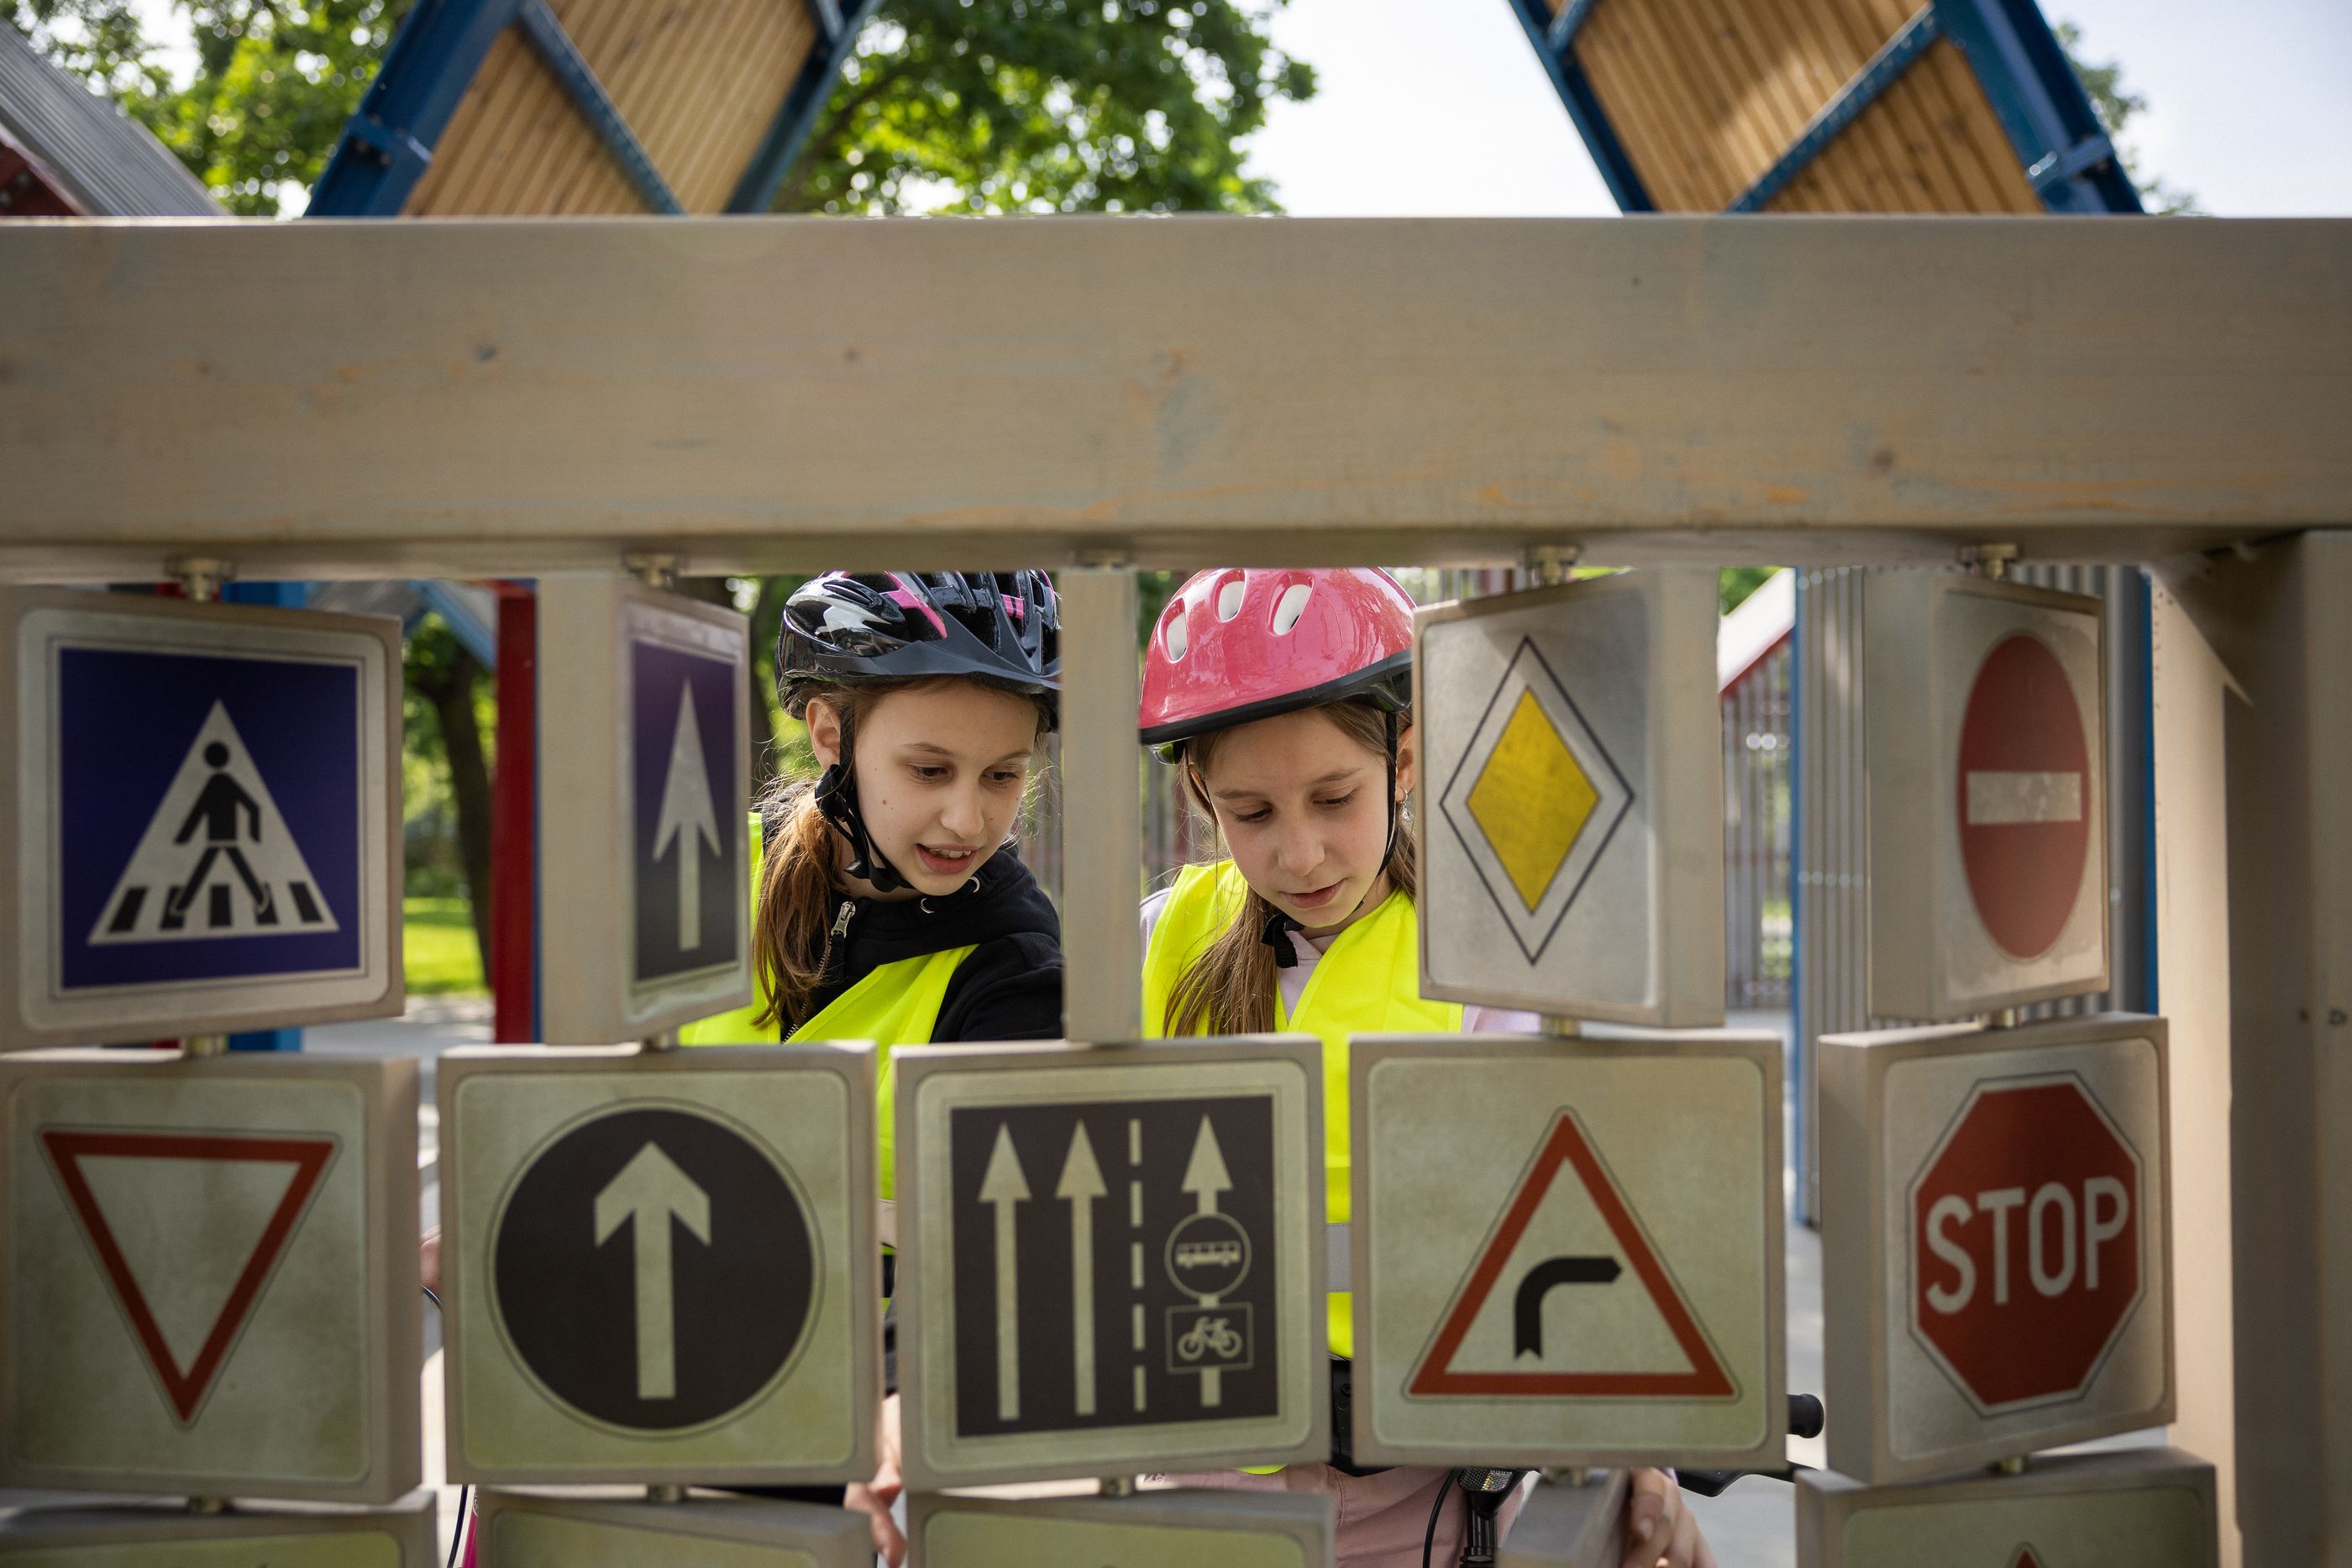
[2,591,403,1048]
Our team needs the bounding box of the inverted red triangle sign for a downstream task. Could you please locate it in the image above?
[1408,1109,1735,1398]
[41,1129,337,1424]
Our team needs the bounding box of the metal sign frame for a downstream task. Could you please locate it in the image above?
[535,574,753,1044]
[0,1494,439,1561]
[906,1488,1336,1568]
[1412,569,1725,1026]
[1496,1468,1632,1568]
[0,1048,421,1503]
[1348,1032,1783,1470]
[894,1037,1329,1491]
[1819,1012,2172,1484]
[1865,572,2109,1020]
[0,590,403,1049]
[438,1042,879,1487]
[473,1486,876,1565]
[1795,1445,2218,1567]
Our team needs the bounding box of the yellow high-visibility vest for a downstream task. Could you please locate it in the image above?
[1142,859,1464,1361]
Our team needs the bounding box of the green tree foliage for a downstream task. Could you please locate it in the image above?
[2057,18,2197,215]
[781,0,1313,215]
[5,0,407,213]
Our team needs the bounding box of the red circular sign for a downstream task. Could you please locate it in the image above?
[1956,633,2090,960]
[1910,1079,2141,1412]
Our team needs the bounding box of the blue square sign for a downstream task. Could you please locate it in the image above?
[7,595,401,1046]
[631,636,743,986]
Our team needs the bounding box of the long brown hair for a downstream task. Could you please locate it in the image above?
[1161,698,1418,1037]
[753,678,1052,1031]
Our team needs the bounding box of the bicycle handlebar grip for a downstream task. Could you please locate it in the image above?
[1788,1393,1824,1440]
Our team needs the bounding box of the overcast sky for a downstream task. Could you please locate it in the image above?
[1242,0,2352,217]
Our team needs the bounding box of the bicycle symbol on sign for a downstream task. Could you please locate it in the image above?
[1176,1314,1245,1363]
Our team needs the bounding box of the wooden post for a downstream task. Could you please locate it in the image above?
[1057,564,1142,1045]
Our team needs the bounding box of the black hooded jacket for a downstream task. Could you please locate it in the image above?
[792,841,1063,1042]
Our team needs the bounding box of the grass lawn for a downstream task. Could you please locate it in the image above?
[404,896,486,996]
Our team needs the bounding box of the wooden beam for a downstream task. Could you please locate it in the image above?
[1,216,2346,579]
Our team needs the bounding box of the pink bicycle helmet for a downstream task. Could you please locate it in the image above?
[1139,568,1415,757]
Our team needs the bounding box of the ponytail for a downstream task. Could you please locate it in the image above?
[1161,698,1418,1037]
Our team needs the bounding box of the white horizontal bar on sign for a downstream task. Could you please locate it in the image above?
[1966,770,2084,826]
[0,216,2347,579]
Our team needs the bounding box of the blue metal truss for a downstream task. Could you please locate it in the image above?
[1502,0,1653,212]
[727,0,880,211]
[309,0,871,218]
[1506,0,2141,216]
[1730,6,1941,213]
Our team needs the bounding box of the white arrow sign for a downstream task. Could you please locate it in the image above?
[1057,1123,1108,1417]
[651,681,722,952]
[594,1141,712,1400]
[980,1125,1032,1423]
[1180,1116,1234,1407]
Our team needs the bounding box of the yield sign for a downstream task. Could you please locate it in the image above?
[40,1128,336,1424]
[1410,1109,1733,1398]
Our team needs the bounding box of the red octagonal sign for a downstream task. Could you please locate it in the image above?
[1909,1076,2142,1413]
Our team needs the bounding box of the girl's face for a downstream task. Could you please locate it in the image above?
[807,682,1043,899]
[1193,706,1416,936]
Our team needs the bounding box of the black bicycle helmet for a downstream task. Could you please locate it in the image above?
[780,571,1059,894]
[778,571,1059,721]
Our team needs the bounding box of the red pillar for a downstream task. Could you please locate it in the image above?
[490,585,537,1042]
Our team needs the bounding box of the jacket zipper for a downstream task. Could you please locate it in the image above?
[816,898,854,983]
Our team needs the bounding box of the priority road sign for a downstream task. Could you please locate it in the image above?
[0,1050,420,1502]
[1795,1445,2218,1568]
[0,1494,438,1563]
[537,575,751,1043]
[1865,574,2107,1020]
[0,590,402,1048]
[907,1487,1334,1568]
[895,1039,1328,1489]
[474,1487,874,1567]
[1414,569,1724,1025]
[439,1044,878,1486]
[1820,1014,2171,1484]
[1349,1034,1782,1469]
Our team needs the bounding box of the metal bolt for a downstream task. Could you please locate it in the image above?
[1098,1476,1137,1498]
[167,557,235,603]
[1522,543,1580,587]
[181,1034,229,1059]
[646,1483,687,1503]
[624,552,680,590]
[1961,543,2020,580]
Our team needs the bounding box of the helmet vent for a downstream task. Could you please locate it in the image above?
[1215,578,1247,621]
[1163,611,1188,662]
[1272,583,1312,635]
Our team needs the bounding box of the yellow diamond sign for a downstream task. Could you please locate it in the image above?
[1466,690,1599,910]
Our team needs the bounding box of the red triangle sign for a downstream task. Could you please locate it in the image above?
[41,1129,337,1424]
[2008,1550,2047,1568]
[1408,1109,1735,1398]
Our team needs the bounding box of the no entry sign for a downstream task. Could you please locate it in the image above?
[1865,574,2107,1020]
[894,1039,1327,1489]
[1820,1014,2172,1484]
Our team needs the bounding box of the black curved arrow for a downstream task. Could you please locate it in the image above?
[1515,1256,1622,1358]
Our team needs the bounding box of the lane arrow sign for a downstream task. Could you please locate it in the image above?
[1180,1116,1234,1406]
[980,1125,1032,1422]
[594,1141,712,1401]
[651,681,722,952]
[1057,1123,1108,1416]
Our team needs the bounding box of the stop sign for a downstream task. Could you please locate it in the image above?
[1909,1077,2141,1412]
[1956,632,2092,961]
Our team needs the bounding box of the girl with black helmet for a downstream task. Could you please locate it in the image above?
[689,569,1064,1564]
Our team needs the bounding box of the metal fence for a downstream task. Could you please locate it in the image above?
[1790,563,2156,1221]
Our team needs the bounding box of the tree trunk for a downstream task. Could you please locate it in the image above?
[417,648,496,980]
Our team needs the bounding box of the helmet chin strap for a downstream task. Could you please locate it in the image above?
[812,714,909,894]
